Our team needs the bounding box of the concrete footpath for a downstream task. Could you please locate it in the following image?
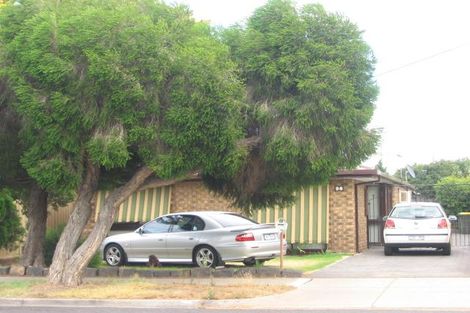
[2,277,470,310]
[228,277,470,310]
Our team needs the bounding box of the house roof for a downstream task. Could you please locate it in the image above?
[333,168,415,189]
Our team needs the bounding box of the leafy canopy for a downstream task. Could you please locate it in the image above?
[435,176,470,215]
[396,159,470,201]
[209,0,379,209]
[0,0,244,198]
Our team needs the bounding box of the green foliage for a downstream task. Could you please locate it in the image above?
[1,0,378,214]
[0,189,25,250]
[397,159,470,201]
[212,0,379,209]
[87,252,104,268]
[435,176,470,215]
[87,127,130,170]
[44,224,65,267]
[0,0,244,195]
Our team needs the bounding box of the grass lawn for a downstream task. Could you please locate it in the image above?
[264,252,349,273]
[0,278,292,300]
[97,252,349,273]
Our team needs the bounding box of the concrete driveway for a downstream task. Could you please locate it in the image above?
[311,246,470,278]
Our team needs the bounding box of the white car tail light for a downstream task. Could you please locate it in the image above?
[235,232,255,241]
[438,219,449,229]
[384,219,396,229]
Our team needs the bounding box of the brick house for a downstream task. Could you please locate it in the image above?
[84,168,413,254]
[328,169,414,253]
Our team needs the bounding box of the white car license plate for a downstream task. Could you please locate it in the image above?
[263,233,278,240]
[408,235,425,241]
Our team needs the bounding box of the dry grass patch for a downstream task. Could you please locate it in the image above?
[0,278,292,300]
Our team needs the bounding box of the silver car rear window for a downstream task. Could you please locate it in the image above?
[390,206,443,219]
[211,213,258,227]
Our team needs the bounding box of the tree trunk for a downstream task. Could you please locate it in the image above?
[59,166,153,287]
[21,184,48,267]
[48,159,100,285]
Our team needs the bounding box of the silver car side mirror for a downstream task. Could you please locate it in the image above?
[138,227,144,235]
[382,215,388,222]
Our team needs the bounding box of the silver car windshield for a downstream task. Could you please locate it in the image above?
[211,213,258,227]
[390,206,443,219]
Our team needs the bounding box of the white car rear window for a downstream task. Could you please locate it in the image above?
[390,206,443,219]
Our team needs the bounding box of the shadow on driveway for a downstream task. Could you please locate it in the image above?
[310,246,470,278]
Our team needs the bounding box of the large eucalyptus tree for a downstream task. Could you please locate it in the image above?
[0,0,244,286]
[212,0,379,209]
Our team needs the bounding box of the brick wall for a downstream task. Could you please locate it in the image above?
[328,180,357,253]
[171,180,239,213]
[392,186,414,206]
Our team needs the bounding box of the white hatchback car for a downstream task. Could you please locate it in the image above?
[383,202,452,256]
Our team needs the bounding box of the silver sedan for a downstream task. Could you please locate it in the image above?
[101,211,287,268]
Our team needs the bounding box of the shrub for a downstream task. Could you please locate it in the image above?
[88,252,103,268]
[436,176,470,215]
[44,224,66,266]
[0,189,25,250]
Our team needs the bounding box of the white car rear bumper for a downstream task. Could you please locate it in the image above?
[384,233,450,247]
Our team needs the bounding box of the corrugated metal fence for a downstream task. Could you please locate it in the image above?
[47,203,74,229]
[2,183,328,259]
[95,186,172,223]
[253,185,329,245]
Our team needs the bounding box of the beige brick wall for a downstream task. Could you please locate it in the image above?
[171,180,239,213]
[328,180,357,253]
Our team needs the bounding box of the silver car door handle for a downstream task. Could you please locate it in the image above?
[157,239,164,241]
[188,238,194,240]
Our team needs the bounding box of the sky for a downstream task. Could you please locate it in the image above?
[175,0,470,173]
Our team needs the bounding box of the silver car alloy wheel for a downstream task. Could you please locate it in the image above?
[196,247,215,268]
[105,245,122,266]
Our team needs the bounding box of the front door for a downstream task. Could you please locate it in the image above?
[367,185,382,245]
[127,216,172,261]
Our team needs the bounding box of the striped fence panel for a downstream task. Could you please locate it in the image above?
[253,185,329,245]
[47,203,75,229]
[94,186,172,223]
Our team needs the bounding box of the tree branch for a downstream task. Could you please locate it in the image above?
[237,136,262,150]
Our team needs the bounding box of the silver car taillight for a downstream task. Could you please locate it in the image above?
[235,232,255,241]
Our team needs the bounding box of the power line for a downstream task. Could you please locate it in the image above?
[376,42,470,77]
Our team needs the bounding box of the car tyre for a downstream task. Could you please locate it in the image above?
[194,245,219,268]
[384,245,393,256]
[442,243,451,256]
[104,243,126,266]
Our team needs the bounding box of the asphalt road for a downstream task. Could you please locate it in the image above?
[2,308,470,313]
[311,246,470,278]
